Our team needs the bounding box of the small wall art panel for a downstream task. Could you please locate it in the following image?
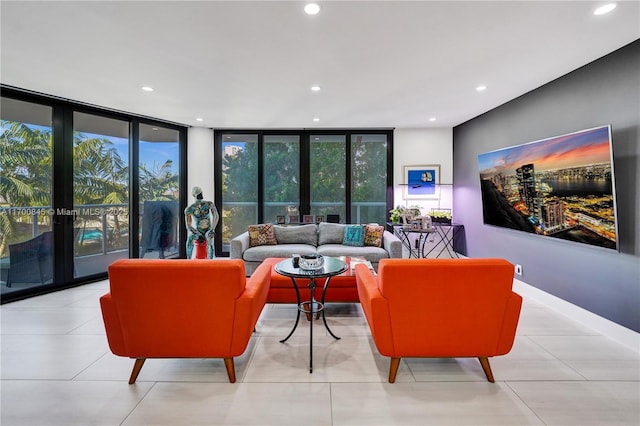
[403,164,440,199]
[477,125,618,250]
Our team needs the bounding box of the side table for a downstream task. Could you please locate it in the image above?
[274,256,348,373]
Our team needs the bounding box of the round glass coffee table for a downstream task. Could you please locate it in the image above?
[274,256,348,373]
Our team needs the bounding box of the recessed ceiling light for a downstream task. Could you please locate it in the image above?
[141,86,154,92]
[429,117,437,122]
[312,117,320,122]
[476,85,487,92]
[594,3,616,15]
[196,117,204,122]
[304,3,320,15]
[311,85,321,92]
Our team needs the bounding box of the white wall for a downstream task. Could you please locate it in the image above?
[392,128,454,217]
[187,127,215,201]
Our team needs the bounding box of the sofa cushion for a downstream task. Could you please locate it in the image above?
[243,244,316,262]
[274,224,318,246]
[342,225,365,247]
[248,224,277,247]
[316,245,390,262]
[318,222,345,245]
[364,224,384,248]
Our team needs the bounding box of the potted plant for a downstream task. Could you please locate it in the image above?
[430,209,452,224]
[389,205,422,224]
[388,206,404,224]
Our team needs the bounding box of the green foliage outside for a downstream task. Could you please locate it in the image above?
[0,120,178,258]
[221,142,258,243]
[311,140,346,218]
[221,136,388,244]
[264,140,300,221]
[351,139,388,223]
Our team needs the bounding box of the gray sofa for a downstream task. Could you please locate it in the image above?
[230,222,402,275]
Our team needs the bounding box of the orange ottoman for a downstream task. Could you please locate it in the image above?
[262,257,360,303]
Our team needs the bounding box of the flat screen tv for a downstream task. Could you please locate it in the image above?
[477,125,618,250]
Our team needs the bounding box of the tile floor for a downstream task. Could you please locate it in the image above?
[1,279,639,425]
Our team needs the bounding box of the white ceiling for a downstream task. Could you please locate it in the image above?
[1,1,639,129]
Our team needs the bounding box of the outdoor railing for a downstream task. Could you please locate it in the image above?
[1,203,130,256]
[222,201,386,223]
[2,200,388,257]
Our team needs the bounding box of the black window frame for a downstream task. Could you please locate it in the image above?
[214,128,394,256]
[0,85,188,303]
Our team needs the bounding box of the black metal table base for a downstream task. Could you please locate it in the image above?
[430,224,461,258]
[392,224,462,259]
[279,276,339,373]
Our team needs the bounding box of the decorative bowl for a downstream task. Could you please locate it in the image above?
[298,254,324,270]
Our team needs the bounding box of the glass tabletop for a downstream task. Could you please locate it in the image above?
[274,256,348,279]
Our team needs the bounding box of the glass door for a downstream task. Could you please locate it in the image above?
[1,89,188,303]
[0,98,54,294]
[138,123,181,259]
[215,130,392,256]
[309,134,346,222]
[350,134,388,224]
[263,135,300,223]
[72,112,130,278]
[219,133,258,253]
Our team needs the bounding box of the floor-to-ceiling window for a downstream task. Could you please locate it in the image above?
[0,88,187,302]
[138,124,181,259]
[264,135,300,221]
[219,133,259,250]
[310,134,347,220]
[0,97,54,296]
[215,129,393,255]
[350,133,388,224]
[73,112,130,277]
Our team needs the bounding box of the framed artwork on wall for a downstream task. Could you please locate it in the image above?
[303,215,315,224]
[403,165,440,199]
[477,125,618,250]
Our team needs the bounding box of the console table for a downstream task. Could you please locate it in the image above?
[390,223,464,259]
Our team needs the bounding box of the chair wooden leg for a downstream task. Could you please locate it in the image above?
[128,358,146,384]
[478,356,495,383]
[388,357,401,383]
[224,357,236,383]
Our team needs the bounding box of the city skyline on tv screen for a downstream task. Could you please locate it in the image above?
[477,125,618,250]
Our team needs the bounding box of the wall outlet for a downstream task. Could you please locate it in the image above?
[515,264,523,276]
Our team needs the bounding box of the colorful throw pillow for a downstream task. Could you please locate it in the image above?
[364,224,384,247]
[342,225,365,247]
[248,224,278,247]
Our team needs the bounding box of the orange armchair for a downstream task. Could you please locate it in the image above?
[355,258,522,383]
[100,258,270,384]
